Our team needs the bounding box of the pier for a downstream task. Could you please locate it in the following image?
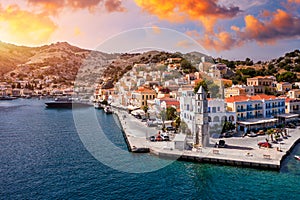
[113,108,300,171]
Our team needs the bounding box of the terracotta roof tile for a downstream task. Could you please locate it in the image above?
[225,94,283,103]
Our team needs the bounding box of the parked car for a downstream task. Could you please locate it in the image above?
[218,140,226,148]
[258,142,272,148]
[149,136,156,142]
[166,126,176,132]
[286,123,296,129]
[221,132,233,138]
[141,118,147,122]
[155,135,163,141]
[162,135,170,141]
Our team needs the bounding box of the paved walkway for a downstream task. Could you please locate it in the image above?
[113,107,300,169]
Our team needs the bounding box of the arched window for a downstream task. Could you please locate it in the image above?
[213,116,220,122]
[221,116,227,122]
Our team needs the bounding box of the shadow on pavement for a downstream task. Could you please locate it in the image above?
[223,145,254,150]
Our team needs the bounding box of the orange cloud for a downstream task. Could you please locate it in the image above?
[186,8,300,51]
[236,9,300,44]
[27,0,125,14]
[105,0,126,12]
[176,40,195,48]
[288,0,300,3]
[187,30,241,51]
[134,0,240,32]
[0,4,57,45]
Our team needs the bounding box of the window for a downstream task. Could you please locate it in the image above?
[187,104,190,111]
[217,107,220,111]
[212,107,216,113]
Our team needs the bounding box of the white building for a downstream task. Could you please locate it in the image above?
[179,88,236,134]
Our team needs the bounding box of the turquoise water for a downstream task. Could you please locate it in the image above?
[0,99,299,199]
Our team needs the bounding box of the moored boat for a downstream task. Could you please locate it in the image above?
[294,155,300,161]
[94,102,104,109]
[0,96,17,100]
[131,146,150,153]
[104,106,113,114]
[45,97,92,109]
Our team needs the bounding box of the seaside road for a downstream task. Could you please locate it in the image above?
[116,110,158,138]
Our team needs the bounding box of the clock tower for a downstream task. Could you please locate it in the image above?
[194,86,209,147]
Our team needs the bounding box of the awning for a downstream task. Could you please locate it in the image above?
[127,105,140,110]
[131,109,145,116]
[238,118,278,125]
[276,113,299,119]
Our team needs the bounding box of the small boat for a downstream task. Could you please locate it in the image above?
[131,146,150,153]
[94,102,104,109]
[104,106,113,114]
[294,155,300,161]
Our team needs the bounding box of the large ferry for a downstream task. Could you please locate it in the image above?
[45,97,92,108]
[0,96,17,100]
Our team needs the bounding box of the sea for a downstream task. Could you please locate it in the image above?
[0,99,299,200]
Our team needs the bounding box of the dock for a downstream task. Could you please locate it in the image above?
[113,108,300,171]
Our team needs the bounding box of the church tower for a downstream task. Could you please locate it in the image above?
[194,86,209,147]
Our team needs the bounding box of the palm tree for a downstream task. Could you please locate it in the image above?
[266,129,274,142]
[142,105,148,118]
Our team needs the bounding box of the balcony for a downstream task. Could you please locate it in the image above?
[237,108,247,112]
[237,117,246,121]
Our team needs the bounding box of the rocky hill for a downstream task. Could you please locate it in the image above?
[0,42,210,90]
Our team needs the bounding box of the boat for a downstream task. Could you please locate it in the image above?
[104,106,113,114]
[45,97,92,108]
[0,96,16,100]
[131,146,150,153]
[294,155,300,161]
[94,102,104,109]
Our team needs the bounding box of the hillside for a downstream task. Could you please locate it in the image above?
[0,41,209,90]
[0,42,119,87]
[218,49,300,84]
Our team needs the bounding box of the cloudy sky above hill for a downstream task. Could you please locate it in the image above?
[0,0,299,61]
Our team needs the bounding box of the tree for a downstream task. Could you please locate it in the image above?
[208,83,220,98]
[142,105,148,118]
[277,71,297,83]
[194,80,208,94]
[180,59,197,73]
[266,129,274,142]
[222,121,235,133]
[174,116,181,131]
[166,107,177,120]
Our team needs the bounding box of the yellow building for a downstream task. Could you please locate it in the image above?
[225,87,246,98]
[247,76,276,86]
[247,76,276,94]
[131,87,157,108]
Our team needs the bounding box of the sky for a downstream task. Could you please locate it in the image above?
[0,0,299,61]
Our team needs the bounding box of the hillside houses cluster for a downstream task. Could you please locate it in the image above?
[93,57,300,134]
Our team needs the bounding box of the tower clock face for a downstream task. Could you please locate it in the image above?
[196,115,203,124]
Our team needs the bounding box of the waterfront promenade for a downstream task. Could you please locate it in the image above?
[114,109,300,170]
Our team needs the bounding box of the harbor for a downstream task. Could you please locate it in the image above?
[113,107,300,171]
